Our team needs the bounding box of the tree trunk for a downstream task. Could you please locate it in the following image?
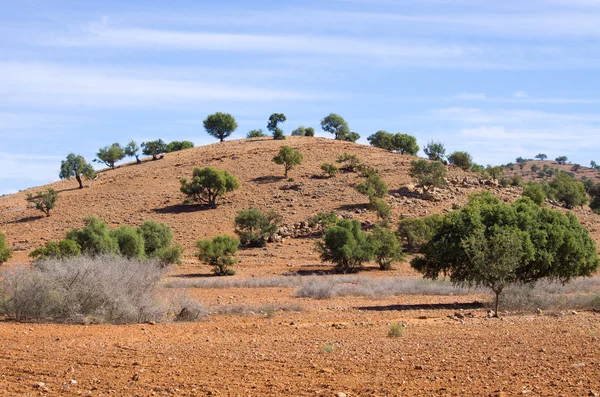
[76,174,83,189]
[494,290,501,318]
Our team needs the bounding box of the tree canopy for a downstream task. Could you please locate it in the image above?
[272,146,303,177]
[142,139,167,160]
[180,167,240,208]
[267,113,287,140]
[95,143,126,169]
[447,151,473,171]
[59,153,96,189]
[204,112,238,142]
[320,113,360,142]
[409,160,447,192]
[424,141,446,161]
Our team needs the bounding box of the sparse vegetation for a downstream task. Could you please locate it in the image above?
[336,153,362,172]
[320,162,338,178]
[368,197,392,220]
[409,160,447,193]
[272,146,303,177]
[59,153,96,189]
[234,208,281,247]
[180,167,240,207]
[204,112,238,142]
[291,126,315,137]
[355,174,388,198]
[124,140,141,164]
[197,235,240,276]
[320,113,359,142]
[25,188,58,217]
[555,155,568,165]
[388,323,405,337]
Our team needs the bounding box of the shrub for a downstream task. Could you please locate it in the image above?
[66,217,119,256]
[0,256,166,323]
[336,153,362,172]
[166,141,194,153]
[549,172,588,208]
[204,112,238,142]
[111,226,146,260]
[29,239,80,261]
[367,131,395,151]
[397,215,442,253]
[388,323,405,337]
[424,141,446,161]
[197,235,240,276]
[572,163,581,172]
[0,232,12,265]
[411,192,599,316]
[137,221,174,256]
[268,113,286,140]
[409,160,447,192]
[355,174,388,198]
[522,183,546,205]
[272,146,303,177]
[372,226,404,270]
[531,164,540,173]
[234,208,281,247]
[304,127,315,137]
[555,156,568,165]
[247,129,265,138]
[368,197,391,220]
[124,140,141,164]
[59,153,96,189]
[180,167,240,207]
[485,165,504,180]
[291,126,315,136]
[511,174,524,187]
[447,151,473,171]
[358,164,379,178]
[26,188,58,217]
[320,163,338,178]
[142,139,167,160]
[317,219,374,273]
[153,245,183,266]
[95,143,125,168]
[308,211,339,228]
[321,113,356,141]
[535,153,547,161]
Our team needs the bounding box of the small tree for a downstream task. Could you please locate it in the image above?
[368,197,391,220]
[142,139,167,160]
[424,141,446,161]
[26,188,58,217]
[320,114,359,142]
[29,239,80,261]
[166,141,194,153]
[522,183,546,205]
[0,232,12,265]
[268,113,287,140]
[95,143,126,169]
[336,153,362,172]
[66,217,119,256]
[549,172,588,208]
[197,235,240,276]
[204,112,238,142]
[59,153,96,189]
[447,151,473,171]
[531,164,540,173]
[355,174,388,198]
[124,140,141,164]
[535,153,547,161]
[555,156,568,165]
[111,226,146,260]
[247,129,265,138]
[409,160,447,193]
[291,126,308,136]
[137,221,173,256]
[367,131,395,151]
[234,208,281,247]
[320,163,338,178]
[180,167,240,208]
[272,146,303,178]
[317,219,374,273]
[305,127,315,137]
[393,133,419,155]
[372,226,404,270]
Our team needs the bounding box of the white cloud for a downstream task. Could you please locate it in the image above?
[512,91,529,99]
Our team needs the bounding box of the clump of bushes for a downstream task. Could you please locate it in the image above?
[336,153,363,172]
[317,219,374,273]
[409,160,447,193]
[166,141,194,153]
[234,208,281,247]
[197,235,240,276]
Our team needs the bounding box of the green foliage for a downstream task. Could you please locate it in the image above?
[511,174,524,187]
[368,197,391,220]
[535,153,547,161]
[367,131,419,155]
[111,226,145,260]
[291,126,315,136]
[166,141,194,153]
[29,239,80,261]
[516,157,529,164]
[247,129,265,138]
[555,156,568,165]
[66,217,119,256]
[522,183,546,205]
[320,113,359,142]
[234,208,281,247]
[411,192,600,316]
[447,151,473,171]
[367,131,394,150]
[26,188,58,217]
[124,140,141,164]
[197,235,240,276]
[531,164,540,173]
[355,174,388,198]
[308,211,339,228]
[153,245,183,266]
[0,232,13,265]
[371,225,404,270]
[358,164,379,178]
[141,139,167,160]
[549,172,588,208]
[95,143,125,168]
[204,112,238,142]
[336,153,362,172]
[388,323,405,337]
[572,163,581,172]
[272,146,303,177]
[409,160,447,192]
[268,113,287,140]
[424,141,446,161]
[471,164,485,174]
[59,153,96,189]
[397,215,442,253]
[485,165,504,180]
[588,183,600,214]
[304,127,315,137]
[180,167,240,207]
[317,219,374,273]
[137,221,174,256]
[320,163,338,178]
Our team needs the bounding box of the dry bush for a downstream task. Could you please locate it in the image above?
[211,303,303,316]
[164,276,299,289]
[1,256,168,324]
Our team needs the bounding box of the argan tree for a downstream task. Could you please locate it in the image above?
[95,143,126,169]
[180,167,240,208]
[142,139,167,160]
[59,153,96,189]
[234,208,281,247]
[535,153,547,161]
[166,141,194,153]
[247,129,265,138]
[549,172,588,208]
[372,225,404,270]
[268,113,287,140]
[0,232,12,265]
[197,235,240,276]
[448,151,473,171]
[409,160,447,193]
[204,112,238,142]
[555,156,568,165]
[317,219,374,273]
[424,141,446,161]
[66,217,119,256]
[411,192,599,316]
[26,188,59,217]
[355,174,388,199]
[272,146,303,177]
[321,113,360,142]
[124,140,141,164]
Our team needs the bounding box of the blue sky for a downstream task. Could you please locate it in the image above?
[1,0,600,195]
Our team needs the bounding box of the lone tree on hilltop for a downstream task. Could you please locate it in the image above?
[95,143,126,169]
[272,146,303,177]
[556,156,568,165]
[180,167,240,208]
[535,153,547,161]
[409,160,447,193]
[124,140,141,164]
[411,192,599,316]
[59,153,96,189]
[268,113,287,140]
[142,139,167,160]
[393,133,419,155]
[424,141,446,161]
[204,112,238,142]
[26,188,59,217]
[321,113,360,142]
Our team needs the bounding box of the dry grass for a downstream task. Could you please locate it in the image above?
[210,303,303,316]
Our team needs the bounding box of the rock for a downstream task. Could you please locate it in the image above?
[69,379,77,385]
[336,393,347,397]
[454,312,465,319]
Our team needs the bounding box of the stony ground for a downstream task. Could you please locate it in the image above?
[1,137,600,396]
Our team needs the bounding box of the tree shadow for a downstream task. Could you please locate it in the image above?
[251,175,285,184]
[287,266,381,276]
[152,204,213,214]
[171,273,215,279]
[335,203,366,212]
[356,301,485,312]
[8,215,44,224]
[55,187,83,194]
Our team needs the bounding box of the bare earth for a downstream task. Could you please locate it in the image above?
[1,137,600,396]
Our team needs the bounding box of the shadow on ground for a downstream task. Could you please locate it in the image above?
[357,301,485,312]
